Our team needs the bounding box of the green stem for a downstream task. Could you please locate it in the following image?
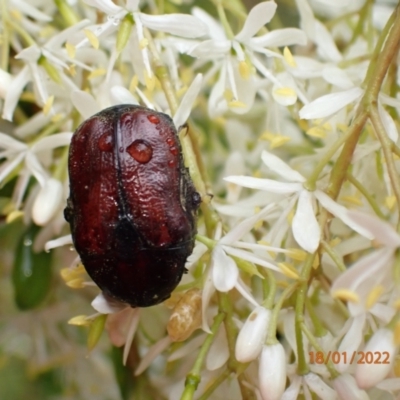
[215,0,235,39]
[370,109,400,227]
[180,313,225,400]
[295,254,315,375]
[320,240,346,273]
[305,298,327,337]
[346,172,386,219]
[267,283,297,345]
[300,322,338,378]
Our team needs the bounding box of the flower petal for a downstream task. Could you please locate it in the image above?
[3,66,30,121]
[299,87,363,119]
[304,373,337,400]
[251,28,307,48]
[261,150,305,182]
[378,102,398,142]
[292,190,320,253]
[337,315,366,372]
[173,73,202,128]
[235,1,277,42]
[71,90,100,119]
[333,374,369,400]
[139,13,208,38]
[191,7,226,40]
[322,66,354,89]
[31,132,73,152]
[189,39,231,58]
[211,246,238,292]
[32,178,63,226]
[314,190,375,240]
[134,336,171,375]
[331,248,393,295]
[224,176,302,194]
[110,86,139,105]
[220,203,275,245]
[344,209,400,248]
[0,132,27,151]
[206,325,229,370]
[92,292,128,314]
[82,0,122,14]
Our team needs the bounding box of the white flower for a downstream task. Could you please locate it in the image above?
[225,150,369,253]
[355,328,398,389]
[32,178,63,226]
[2,20,90,121]
[299,71,400,142]
[79,0,207,81]
[235,306,271,363]
[258,343,286,400]
[188,2,307,115]
[0,132,72,197]
[282,372,337,400]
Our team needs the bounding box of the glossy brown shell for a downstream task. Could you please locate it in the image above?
[65,105,200,307]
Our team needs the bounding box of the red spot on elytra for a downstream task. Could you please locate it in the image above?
[97,133,113,152]
[127,139,153,163]
[147,115,160,124]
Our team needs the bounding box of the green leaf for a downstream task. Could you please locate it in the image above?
[12,225,52,310]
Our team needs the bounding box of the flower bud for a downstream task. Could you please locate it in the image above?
[355,328,397,389]
[258,343,286,400]
[235,306,271,362]
[32,178,63,225]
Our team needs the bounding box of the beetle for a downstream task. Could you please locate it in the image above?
[64,105,200,307]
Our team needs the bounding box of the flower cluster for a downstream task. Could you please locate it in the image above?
[1,0,400,399]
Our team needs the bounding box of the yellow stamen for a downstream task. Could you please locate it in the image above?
[238,60,250,80]
[88,68,106,79]
[287,248,307,261]
[278,262,300,280]
[6,210,24,223]
[386,196,396,210]
[365,285,385,309]
[84,29,99,49]
[144,71,156,91]
[51,113,64,123]
[66,278,85,289]
[332,289,360,303]
[176,86,188,98]
[287,208,294,225]
[306,126,327,138]
[283,46,296,67]
[223,89,234,102]
[129,75,139,93]
[341,195,363,206]
[273,87,296,98]
[68,315,91,326]
[269,135,291,149]
[60,265,85,281]
[65,43,76,59]
[43,96,54,115]
[329,237,341,247]
[139,38,149,49]
[228,100,247,108]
